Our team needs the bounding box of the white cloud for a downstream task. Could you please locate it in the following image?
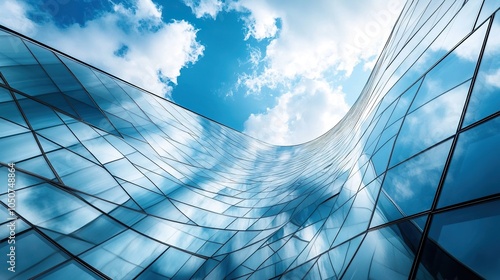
[235,0,403,144]
[244,79,349,145]
[0,0,205,98]
[0,1,36,35]
[232,0,404,87]
[485,68,500,89]
[183,0,223,19]
[229,0,280,40]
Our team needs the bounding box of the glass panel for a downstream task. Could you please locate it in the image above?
[0,230,68,279]
[333,181,379,246]
[416,199,500,279]
[17,96,64,130]
[16,155,56,180]
[41,228,94,256]
[476,0,500,27]
[371,136,396,176]
[0,219,30,240]
[38,260,102,280]
[390,81,469,166]
[387,79,422,126]
[0,118,28,138]
[0,86,10,102]
[61,165,120,195]
[136,248,196,279]
[373,139,451,226]
[81,230,168,279]
[83,137,123,164]
[37,124,80,147]
[463,13,500,126]
[342,218,423,280]
[16,183,101,233]
[0,93,28,127]
[24,41,60,64]
[0,132,41,163]
[0,35,37,67]
[46,148,94,177]
[0,167,46,192]
[326,234,364,279]
[72,214,125,245]
[1,64,59,96]
[438,115,500,207]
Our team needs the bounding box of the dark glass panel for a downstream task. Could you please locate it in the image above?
[342,219,423,280]
[416,199,500,279]
[0,230,68,279]
[0,35,36,67]
[438,115,500,207]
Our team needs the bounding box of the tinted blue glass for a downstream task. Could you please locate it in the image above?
[371,136,396,175]
[38,261,102,280]
[438,115,500,207]
[16,155,56,179]
[0,118,28,138]
[0,230,68,279]
[379,139,451,220]
[416,199,500,279]
[0,132,41,163]
[342,219,422,279]
[0,86,29,126]
[81,230,167,279]
[0,35,37,67]
[1,65,59,96]
[136,248,193,279]
[17,96,64,129]
[409,22,486,112]
[387,79,422,126]
[0,0,499,278]
[476,0,500,27]
[463,14,500,126]
[390,81,469,166]
[326,234,364,278]
[73,214,125,245]
[16,183,102,233]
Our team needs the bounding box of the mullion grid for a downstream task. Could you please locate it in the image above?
[407,10,495,280]
[0,1,499,278]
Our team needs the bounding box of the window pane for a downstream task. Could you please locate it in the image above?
[463,13,500,126]
[81,230,167,279]
[0,132,41,163]
[0,230,68,279]
[416,199,500,279]
[372,139,451,227]
[438,115,500,207]
[342,218,423,279]
[38,260,102,280]
[390,81,469,166]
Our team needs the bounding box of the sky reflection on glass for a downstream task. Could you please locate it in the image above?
[0,0,500,279]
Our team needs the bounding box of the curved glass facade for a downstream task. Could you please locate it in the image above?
[1,1,499,279]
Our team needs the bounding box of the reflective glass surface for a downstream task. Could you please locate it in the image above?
[438,115,500,207]
[0,1,499,278]
[463,11,500,126]
[416,199,500,279]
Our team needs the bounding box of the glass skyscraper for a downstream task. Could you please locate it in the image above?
[1,0,499,279]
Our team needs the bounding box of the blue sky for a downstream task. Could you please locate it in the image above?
[0,0,404,145]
